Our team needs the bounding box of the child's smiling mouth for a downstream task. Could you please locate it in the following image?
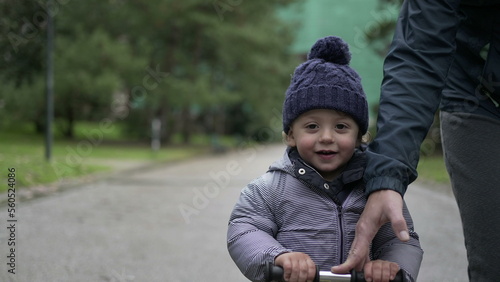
[316,150,337,159]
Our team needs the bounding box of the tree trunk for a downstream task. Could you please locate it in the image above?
[34,118,45,134]
[180,106,192,145]
[64,106,74,139]
[157,107,173,145]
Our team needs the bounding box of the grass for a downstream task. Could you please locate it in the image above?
[0,122,210,192]
[1,121,451,192]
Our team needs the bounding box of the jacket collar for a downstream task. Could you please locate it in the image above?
[287,147,365,184]
[269,147,366,201]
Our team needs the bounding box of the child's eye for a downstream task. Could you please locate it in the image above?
[306,124,319,129]
[335,124,347,130]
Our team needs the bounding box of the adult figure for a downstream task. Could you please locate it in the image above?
[332,0,500,280]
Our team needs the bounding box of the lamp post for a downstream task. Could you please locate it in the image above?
[45,0,54,162]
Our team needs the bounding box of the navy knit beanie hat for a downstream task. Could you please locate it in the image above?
[283,36,368,134]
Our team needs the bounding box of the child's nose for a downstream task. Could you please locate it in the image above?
[319,129,335,143]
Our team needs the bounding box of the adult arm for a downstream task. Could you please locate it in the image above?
[366,203,423,282]
[365,0,462,196]
[333,0,462,273]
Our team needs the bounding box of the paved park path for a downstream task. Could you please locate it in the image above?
[0,144,467,281]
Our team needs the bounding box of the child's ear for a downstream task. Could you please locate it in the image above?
[283,130,296,147]
[358,131,371,147]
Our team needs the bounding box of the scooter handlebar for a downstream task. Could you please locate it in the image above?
[264,262,403,282]
[264,262,320,282]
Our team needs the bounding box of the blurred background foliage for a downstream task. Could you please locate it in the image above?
[1,0,300,144]
[2,0,439,149]
[363,0,402,57]
[0,0,410,144]
[0,0,449,189]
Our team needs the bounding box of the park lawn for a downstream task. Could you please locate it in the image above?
[1,121,450,192]
[2,139,450,192]
[0,131,208,192]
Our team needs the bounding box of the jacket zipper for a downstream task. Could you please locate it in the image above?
[298,158,348,263]
[337,205,344,264]
[305,161,347,263]
[337,191,354,265]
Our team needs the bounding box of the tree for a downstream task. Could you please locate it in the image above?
[118,0,300,143]
[0,1,149,138]
[0,1,46,86]
[363,0,402,57]
[53,27,147,138]
[0,1,53,133]
[1,0,300,144]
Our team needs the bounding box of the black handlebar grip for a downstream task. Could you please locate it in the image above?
[265,262,404,282]
[264,262,284,282]
[264,262,319,282]
[351,268,404,282]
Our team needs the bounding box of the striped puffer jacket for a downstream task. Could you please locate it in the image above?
[227,147,422,282]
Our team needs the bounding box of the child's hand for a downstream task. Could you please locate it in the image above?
[363,260,400,282]
[274,252,316,282]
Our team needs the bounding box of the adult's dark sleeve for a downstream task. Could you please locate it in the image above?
[365,0,463,196]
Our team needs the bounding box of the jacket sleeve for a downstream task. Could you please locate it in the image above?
[371,202,423,282]
[227,174,292,282]
[365,0,462,196]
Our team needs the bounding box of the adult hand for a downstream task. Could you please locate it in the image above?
[331,190,409,273]
[275,252,316,282]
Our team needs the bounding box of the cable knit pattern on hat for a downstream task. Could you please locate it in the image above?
[282,36,369,134]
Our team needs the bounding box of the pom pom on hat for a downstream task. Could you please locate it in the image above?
[308,36,351,65]
[282,36,368,135]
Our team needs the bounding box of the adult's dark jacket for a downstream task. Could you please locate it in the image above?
[365,0,500,195]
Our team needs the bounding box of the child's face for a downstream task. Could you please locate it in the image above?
[286,109,360,181]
